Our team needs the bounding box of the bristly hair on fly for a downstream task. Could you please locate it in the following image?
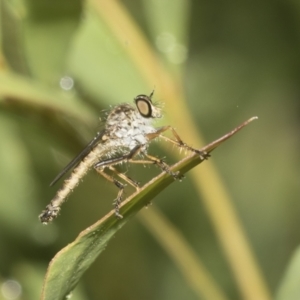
[153,100,165,115]
[98,107,112,125]
[39,91,209,224]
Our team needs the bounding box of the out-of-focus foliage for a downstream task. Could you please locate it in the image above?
[0,0,300,299]
[276,247,300,300]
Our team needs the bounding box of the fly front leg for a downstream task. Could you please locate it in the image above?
[148,126,210,160]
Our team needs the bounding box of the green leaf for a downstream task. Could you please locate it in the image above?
[0,71,95,121]
[142,0,190,68]
[0,113,37,229]
[40,117,256,300]
[1,0,83,84]
[276,247,300,300]
[67,7,149,105]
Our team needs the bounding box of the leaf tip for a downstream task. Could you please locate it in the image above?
[245,116,258,125]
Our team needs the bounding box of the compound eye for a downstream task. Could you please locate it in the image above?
[135,95,152,118]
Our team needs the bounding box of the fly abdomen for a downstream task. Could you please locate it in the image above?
[39,149,101,224]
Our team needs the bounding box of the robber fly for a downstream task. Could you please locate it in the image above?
[39,92,208,224]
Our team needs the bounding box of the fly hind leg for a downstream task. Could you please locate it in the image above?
[95,169,125,219]
[109,166,140,189]
[94,145,145,218]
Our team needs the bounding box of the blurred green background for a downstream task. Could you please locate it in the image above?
[0,0,300,299]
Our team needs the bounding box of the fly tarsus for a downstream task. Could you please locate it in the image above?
[113,178,125,219]
[96,167,126,219]
[179,143,210,160]
[39,205,61,224]
[145,154,185,181]
[152,126,210,160]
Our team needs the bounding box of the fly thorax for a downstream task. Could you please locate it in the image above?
[105,105,156,149]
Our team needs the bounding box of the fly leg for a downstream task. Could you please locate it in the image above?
[147,126,210,159]
[93,145,143,218]
[95,169,126,219]
[94,145,143,169]
[109,166,140,189]
[144,154,184,180]
[128,155,184,181]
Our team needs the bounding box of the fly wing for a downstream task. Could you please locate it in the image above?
[50,130,106,186]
